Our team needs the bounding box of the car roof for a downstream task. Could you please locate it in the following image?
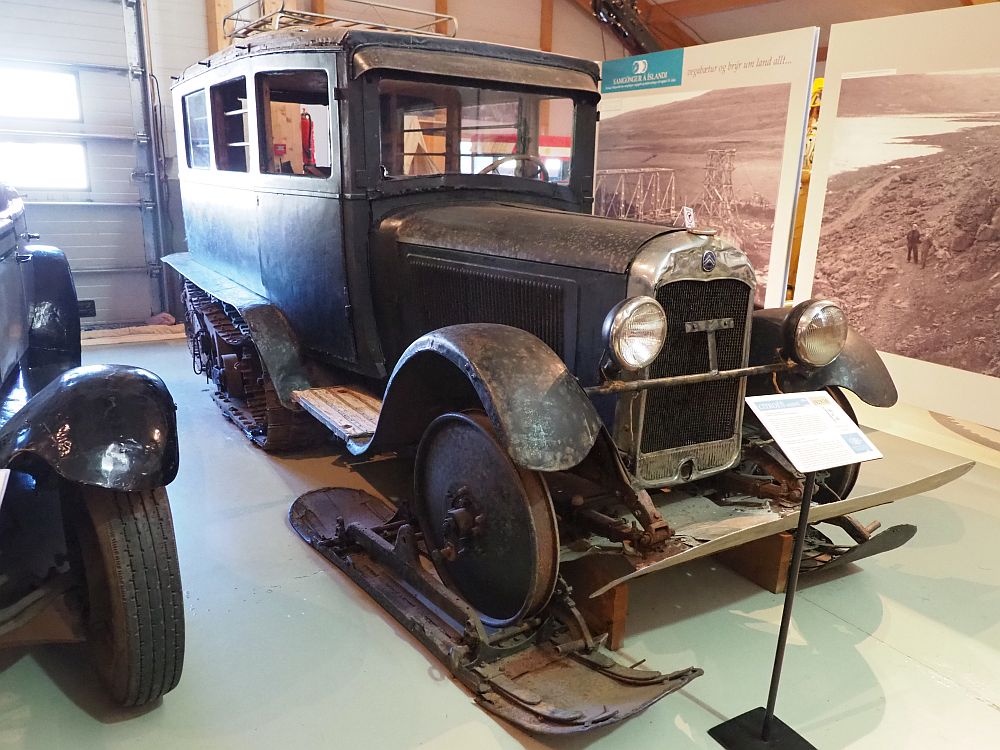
[177,26,600,87]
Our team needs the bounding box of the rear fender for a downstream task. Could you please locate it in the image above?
[357,324,604,472]
[163,252,318,408]
[747,307,898,407]
[0,365,179,491]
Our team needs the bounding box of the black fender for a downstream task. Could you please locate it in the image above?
[23,245,82,374]
[0,365,179,491]
[354,324,603,472]
[747,307,898,407]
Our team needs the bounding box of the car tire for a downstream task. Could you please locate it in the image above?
[75,486,185,706]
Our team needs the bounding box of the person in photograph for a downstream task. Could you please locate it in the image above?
[906,223,921,263]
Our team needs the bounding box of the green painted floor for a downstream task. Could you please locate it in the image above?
[1,338,998,749]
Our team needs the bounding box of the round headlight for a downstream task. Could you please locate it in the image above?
[603,296,667,371]
[788,299,848,367]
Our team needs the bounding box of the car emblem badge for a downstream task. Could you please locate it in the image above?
[701,250,717,272]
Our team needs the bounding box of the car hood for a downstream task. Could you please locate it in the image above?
[377,202,685,274]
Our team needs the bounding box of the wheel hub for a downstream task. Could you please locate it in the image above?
[414,412,558,627]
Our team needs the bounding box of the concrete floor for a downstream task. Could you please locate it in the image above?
[1,338,999,749]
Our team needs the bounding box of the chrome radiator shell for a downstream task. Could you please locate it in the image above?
[615,232,756,488]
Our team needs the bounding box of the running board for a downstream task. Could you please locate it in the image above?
[292,386,380,442]
[289,487,702,735]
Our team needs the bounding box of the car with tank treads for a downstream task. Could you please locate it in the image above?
[163,1,940,734]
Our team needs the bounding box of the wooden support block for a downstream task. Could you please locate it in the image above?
[715,532,793,594]
[560,555,633,650]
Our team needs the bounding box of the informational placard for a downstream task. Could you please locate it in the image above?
[794,3,1000,430]
[596,27,819,308]
[746,392,882,473]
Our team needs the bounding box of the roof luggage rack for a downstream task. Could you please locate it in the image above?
[223,0,458,40]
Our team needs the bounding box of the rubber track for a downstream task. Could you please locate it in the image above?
[184,281,325,452]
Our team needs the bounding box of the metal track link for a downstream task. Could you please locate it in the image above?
[181,281,327,452]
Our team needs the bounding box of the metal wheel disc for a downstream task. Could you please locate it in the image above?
[414,412,559,627]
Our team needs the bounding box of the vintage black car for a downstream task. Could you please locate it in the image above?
[0,184,183,707]
[164,8,905,732]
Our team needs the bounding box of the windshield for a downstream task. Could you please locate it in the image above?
[377,78,575,184]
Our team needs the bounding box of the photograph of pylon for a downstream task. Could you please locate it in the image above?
[596,83,790,302]
[597,27,819,307]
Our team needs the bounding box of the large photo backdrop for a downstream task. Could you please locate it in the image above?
[795,4,1000,428]
[597,28,818,307]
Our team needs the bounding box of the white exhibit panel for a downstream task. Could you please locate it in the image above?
[794,3,1000,430]
[596,27,819,307]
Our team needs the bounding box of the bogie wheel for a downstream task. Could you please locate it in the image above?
[414,412,559,628]
[73,486,185,706]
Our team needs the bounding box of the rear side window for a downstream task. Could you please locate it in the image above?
[183,90,210,169]
[211,77,249,172]
[257,70,331,177]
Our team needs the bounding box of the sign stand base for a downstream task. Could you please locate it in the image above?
[708,472,820,750]
[708,707,817,750]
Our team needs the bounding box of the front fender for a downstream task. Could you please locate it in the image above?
[0,365,179,491]
[356,324,603,471]
[748,308,898,406]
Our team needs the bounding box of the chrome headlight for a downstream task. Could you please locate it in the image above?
[786,299,848,367]
[603,296,667,371]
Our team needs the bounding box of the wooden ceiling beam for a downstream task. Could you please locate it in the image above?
[205,0,229,54]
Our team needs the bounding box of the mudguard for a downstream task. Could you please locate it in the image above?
[747,307,898,407]
[357,324,604,472]
[162,252,322,408]
[0,365,179,491]
[23,245,82,374]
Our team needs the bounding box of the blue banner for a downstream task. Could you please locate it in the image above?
[601,48,684,94]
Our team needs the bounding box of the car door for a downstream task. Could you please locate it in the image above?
[0,198,28,385]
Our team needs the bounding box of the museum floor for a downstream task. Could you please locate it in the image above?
[1,338,998,749]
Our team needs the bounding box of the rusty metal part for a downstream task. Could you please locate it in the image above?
[585,361,792,396]
[721,442,803,505]
[800,523,916,573]
[182,281,325,452]
[289,486,702,735]
[413,412,559,627]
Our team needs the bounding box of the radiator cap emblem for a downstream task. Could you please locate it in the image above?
[701,249,717,272]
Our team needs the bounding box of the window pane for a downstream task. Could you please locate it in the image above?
[211,77,249,172]
[0,68,80,120]
[257,70,331,177]
[183,90,210,169]
[378,78,575,183]
[0,141,88,189]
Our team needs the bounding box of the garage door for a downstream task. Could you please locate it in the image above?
[0,0,164,325]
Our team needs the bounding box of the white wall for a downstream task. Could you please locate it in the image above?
[147,0,210,179]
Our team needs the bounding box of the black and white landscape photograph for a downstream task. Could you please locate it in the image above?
[813,69,1000,377]
[596,82,792,295]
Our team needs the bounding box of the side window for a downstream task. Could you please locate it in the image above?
[257,70,331,177]
[211,77,249,172]
[183,90,210,169]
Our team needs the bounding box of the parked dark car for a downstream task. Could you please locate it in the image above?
[0,183,184,706]
[164,8,912,732]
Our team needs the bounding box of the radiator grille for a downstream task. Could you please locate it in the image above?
[640,279,751,454]
[409,256,565,357]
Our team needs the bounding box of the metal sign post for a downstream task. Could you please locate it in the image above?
[709,392,885,749]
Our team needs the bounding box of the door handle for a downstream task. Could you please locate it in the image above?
[16,253,31,263]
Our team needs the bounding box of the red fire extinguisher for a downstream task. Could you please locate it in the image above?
[300,112,315,167]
